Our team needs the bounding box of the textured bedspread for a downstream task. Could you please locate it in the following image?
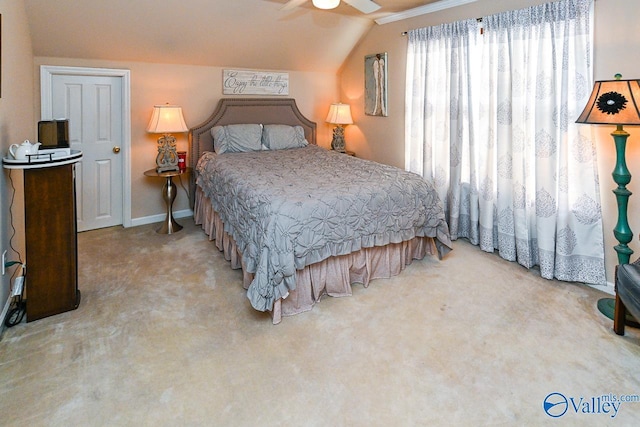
[196,145,452,311]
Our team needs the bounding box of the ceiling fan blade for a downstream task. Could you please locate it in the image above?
[343,0,381,14]
[281,0,308,11]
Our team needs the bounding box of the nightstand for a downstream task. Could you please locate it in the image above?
[144,167,191,234]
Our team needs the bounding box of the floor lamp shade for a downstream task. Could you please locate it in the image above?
[576,78,640,125]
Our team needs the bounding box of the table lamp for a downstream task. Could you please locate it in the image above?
[576,74,640,320]
[147,104,188,173]
[326,102,353,152]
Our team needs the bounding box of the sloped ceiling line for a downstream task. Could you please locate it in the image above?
[376,0,479,24]
[24,0,475,73]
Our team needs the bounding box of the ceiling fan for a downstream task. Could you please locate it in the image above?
[281,0,381,14]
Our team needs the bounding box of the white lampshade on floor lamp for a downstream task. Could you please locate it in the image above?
[147,104,189,173]
[326,102,353,152]
[576,74,640,323]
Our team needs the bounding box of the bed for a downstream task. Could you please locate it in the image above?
[189,98,452,323]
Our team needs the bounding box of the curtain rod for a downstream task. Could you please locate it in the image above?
[401,17,483,36]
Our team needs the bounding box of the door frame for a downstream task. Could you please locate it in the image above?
[40,65,132,228]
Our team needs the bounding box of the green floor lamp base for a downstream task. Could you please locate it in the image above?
[597,297,640,328]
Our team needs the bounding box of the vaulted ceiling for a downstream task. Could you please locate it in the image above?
[24,0,439,73]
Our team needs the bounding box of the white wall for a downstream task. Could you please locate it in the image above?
[31,57,339,224]
[0,0,35,323]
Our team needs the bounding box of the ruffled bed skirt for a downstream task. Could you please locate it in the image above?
[195,187,437,324]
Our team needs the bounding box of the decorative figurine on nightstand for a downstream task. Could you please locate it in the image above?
[147,104,188,173]
[326,102,353,152]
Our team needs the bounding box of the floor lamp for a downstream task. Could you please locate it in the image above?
[576,74,640,321]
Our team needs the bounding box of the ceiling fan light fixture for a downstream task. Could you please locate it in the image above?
[312,0,340,10]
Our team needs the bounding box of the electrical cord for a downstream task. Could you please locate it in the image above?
[4,265,26,327]
[177,174,190,200]
[5,298,25,327]
[4,264,26,327]
[7,171,24,264]
[4,171,26,327]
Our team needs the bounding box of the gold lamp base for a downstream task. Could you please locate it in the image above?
[156,134,180,173]
[330,125,346,152]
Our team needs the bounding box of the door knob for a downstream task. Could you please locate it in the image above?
[113,146,121,154]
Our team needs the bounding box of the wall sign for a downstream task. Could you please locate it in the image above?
[223,69,289,95]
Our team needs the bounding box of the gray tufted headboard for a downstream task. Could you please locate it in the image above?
[187,98,317,207]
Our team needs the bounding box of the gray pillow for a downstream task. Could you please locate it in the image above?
[211,124,263,154]
[262,125,308,150]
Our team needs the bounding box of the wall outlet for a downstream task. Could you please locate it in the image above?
[1,250,6,276]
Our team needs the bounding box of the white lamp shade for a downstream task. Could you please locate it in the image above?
[147,105,189,134]
[326,103,353,125]
[313,0,340,10]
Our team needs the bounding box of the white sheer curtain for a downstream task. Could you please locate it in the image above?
[405,19,481,238]
[405,0,606,285]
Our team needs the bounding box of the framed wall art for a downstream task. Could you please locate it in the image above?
[364,52,387,116]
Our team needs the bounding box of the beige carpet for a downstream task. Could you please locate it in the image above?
[1,219,639,426]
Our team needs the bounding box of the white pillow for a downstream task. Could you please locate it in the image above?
[211,124,263,154]
[261,125,308,150]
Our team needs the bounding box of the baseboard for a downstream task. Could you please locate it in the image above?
[587,281,615,296]
[130,209,193,228]
[0,294,12,340]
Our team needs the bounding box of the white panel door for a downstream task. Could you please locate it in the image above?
[48,74,124,231]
